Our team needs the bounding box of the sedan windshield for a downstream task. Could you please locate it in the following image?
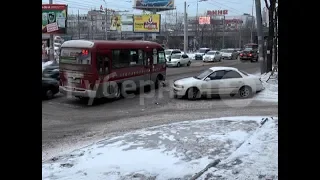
[171,54,181,59]
[165,50,172,55]
[194,69,213,79]
[206,51,216,55]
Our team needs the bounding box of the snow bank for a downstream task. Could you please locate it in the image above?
[254,72,278,102]
[42,116,277,180]
[199,117,278,180]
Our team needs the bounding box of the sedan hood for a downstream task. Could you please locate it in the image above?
[205,55,215,58]
[174,77,201,85]
[222,53,232,56]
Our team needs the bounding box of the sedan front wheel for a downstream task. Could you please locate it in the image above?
[186,87,201,100]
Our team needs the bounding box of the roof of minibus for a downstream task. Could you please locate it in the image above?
[61,40,162,49]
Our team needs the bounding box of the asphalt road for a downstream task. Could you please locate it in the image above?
[42,59,278,161]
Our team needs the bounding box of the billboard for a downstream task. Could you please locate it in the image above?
[42,4,67,34]
[110,15,134,32]
[134,0,174,9]
[207,10,228,16]
[133,14,161,33]
[199,16,210,25]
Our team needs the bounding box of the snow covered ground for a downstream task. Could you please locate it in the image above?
[42,116,278,180]
[254,72,278,103]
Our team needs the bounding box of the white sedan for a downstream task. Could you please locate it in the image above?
[203,51,222,62]
[166,53,192,67]
[173,66,264,99]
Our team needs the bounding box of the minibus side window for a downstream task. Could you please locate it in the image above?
[158,50,166,64]
[96,54,109,74]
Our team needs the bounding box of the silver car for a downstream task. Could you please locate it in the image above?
[203,51,222,62]
[166,54,191,67]
[221,49,239,60]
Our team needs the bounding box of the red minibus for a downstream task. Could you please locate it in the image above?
[59,40,166,99]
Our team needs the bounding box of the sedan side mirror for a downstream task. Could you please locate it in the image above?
[205,77,210,81]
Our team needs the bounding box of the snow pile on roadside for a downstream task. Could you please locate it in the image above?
[42,116,277,180]
[254,72,278,102]
[199,117,278,180]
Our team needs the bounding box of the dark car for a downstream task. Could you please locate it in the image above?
[42,64,60,81]
[195,48,211,60]
[239,48,258,62]
[42,77,59,99]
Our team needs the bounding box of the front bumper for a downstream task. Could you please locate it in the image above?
[166,61,179,67]
[203,58,214,62]
[195,56,203,60]
[222,56,232,59]
[173,86,187,96]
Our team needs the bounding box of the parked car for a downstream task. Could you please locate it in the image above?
[203,51,222,62]
[172,66,264,100]
[165,49,181,61]
[166,53,191,67]
[221,49,238,60]
[42,64,60,81]
[42,77,59,99]
[195,48,211,60]
[239,48,258,62]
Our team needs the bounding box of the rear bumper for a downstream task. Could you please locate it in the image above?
[59,86,97,98]
[240,57,254,60]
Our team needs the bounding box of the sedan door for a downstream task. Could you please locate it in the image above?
[204,70,227,95]
[181,54,189,64]
[221,70,244,94]
[216,52,222,60]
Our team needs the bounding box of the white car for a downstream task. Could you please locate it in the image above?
[203,51,222,62]
[165,49,181,60]
[173,66,264,99]
[166,53,191,67]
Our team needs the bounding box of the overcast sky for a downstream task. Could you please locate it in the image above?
[42,0,267,16]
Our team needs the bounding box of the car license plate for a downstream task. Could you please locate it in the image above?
[243,56,247,58]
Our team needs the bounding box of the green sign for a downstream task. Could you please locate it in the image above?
[42,4,67,34]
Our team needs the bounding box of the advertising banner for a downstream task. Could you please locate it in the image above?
[134,0,174,9]
[199,16,210,25]
[207,10,228,16]
[110,15,134,32]
[133,14,161,33]
[42,4,67,34]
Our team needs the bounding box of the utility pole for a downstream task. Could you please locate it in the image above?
[105,8,108,40]
[250,0,254,43]
[184,1,188,54]
[254,0,265,74]
[196,0,198,51]
[78,10,80,39]
[49,0,54,61]
[222,15,225,49]
[239,20,242,48]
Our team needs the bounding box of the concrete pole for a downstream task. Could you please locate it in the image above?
[255,0,265,74]
[105,8,108,40]
[184,1,188,54]
[49,0,54,61]
[222,15,225,49]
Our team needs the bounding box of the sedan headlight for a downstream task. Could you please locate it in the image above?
[174,84,184,88]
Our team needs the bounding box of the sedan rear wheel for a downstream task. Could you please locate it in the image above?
[239,86,252,98]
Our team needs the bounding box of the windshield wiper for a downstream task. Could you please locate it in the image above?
[193,76,199,79]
